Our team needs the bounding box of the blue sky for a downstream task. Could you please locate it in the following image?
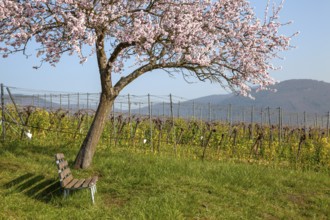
[1,0,330,99]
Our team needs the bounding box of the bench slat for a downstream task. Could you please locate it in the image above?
[82,178,92,188]
[88,176,98,187]
[65,179,79,189]
[55,153,65,160]
[72,179,85,189]
[59,168,72,180]
[57,160,68,170]
[61,175,73,187]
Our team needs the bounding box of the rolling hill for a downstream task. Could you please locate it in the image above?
[130,79,330,121]
[194,79,330,113]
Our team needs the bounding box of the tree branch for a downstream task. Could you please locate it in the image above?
[107,42,135,67]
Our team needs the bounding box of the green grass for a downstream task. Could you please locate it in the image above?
[0,140,329,219]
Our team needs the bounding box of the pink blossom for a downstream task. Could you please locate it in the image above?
[0,0,295,96]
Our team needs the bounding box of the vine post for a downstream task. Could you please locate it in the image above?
[162,101,165,120]
[226,104,230,124]
[148,94,153,152]
[50,94,53,110]
[229,104,232,125]
[170,94,177,155]
[68,94,70,111]
[314,113,317,128]
[267,107,271,126]
[44,94,46,109]
[37,94,40,108]
[86,93,89,127]
[327,111,329,140]
[296,113,299,127]
[128,94,132,140]
[278,107,282,146]
[86,93,89,110]
[59,94,62,109]
[112,102,116,146]
[192,101,195,120]
[242,107,245,123]
[208,103,211,122]
[304,112,307,138]
[6,87,26,139]
[77,93,80,109]
[1,83,5,142]
[251,106,254,140]
[138,102,141,115]
[260,108,263,128]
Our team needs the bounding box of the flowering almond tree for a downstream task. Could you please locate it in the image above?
[0,0,295,168]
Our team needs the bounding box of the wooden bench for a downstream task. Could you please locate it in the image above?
[55,153,98,203]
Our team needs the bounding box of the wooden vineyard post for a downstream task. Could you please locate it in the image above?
[50,94,53,110]
[296,113,299,128]
[59,94,62,109]
[77,93,80,110]
[229,104,232,135]
[304,112,307,138]
[170,94,177,155]
[68,94,70,111]
[193,101,195,119]
[327,111,330,140]
[260,108,263,128]
[128,94,132,142]
[267,107,271,126]
[6,87,24,126]
[37,94,40,108]
[1,83,5,142]
[242,107,245,123]
[6,87,26,139]
[138,102,141,115]
[278,107,282,146]
[112,102,116,146]
[251,106,254,140]
[315,113,318,128]
[44,94,46,109]
[86,93,89,127]
[227,104,232,125]
[208,102,211,122]
[148,94,153,152]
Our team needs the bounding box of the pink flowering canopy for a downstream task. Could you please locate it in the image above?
[0,0,295,96]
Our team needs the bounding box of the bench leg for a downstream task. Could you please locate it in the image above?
[90,185,96,204]
[63,189,70,198]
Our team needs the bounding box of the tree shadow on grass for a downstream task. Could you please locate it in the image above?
[0,140,78,159]
[3,173,63,203]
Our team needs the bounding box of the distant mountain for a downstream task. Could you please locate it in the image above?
[130,79,330,121]
[189,94,233,104]
[196,79,330,113]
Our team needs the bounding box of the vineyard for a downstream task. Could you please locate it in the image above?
[1,85,330,219]
[1,85,330,171]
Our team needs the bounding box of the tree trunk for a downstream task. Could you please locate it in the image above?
[72,33,149,169]
[74,93,113,169]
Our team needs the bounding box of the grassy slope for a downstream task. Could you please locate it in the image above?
[0,141,329,220]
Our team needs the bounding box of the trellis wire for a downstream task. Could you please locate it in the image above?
[1,84,330,144]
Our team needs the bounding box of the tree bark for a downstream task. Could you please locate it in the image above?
[72,34,161,169]
[74,93,113,169]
